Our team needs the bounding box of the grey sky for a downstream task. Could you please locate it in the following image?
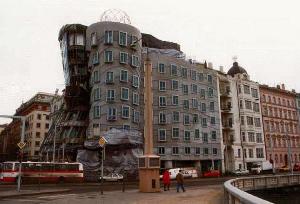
[0,0,299,124]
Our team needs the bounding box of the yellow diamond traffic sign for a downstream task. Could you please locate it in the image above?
[99,137,107,147]
[17,142,26,149]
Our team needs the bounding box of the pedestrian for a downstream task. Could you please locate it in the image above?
[176,170,185,193]
[162,169,170,191]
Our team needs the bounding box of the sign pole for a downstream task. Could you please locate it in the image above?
[18,117,26,192]
[98,136,107,195]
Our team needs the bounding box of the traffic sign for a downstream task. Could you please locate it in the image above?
[17,142,26,149]
[99,137,107,147]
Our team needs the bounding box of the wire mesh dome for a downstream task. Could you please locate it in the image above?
[100,9,131,25]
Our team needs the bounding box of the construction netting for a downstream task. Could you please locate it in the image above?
[77,128,143,181]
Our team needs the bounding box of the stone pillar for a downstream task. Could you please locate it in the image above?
[194,160,201,176]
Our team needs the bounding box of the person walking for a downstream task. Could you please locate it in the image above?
[162,169,170,191]
[176,170,185,193]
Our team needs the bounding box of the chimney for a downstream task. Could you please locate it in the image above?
[292,89,296,93]
[281,84,285,90]
[219,66,224,73]
[208,62,213,69]
[276,85,280,89]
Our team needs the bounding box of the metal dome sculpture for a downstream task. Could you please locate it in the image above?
[100,9,131,25]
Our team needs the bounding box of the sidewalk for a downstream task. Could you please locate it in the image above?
[0,189,71,199]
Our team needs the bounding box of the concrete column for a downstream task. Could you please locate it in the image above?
[194,160,201,175]
[164,160,173,169]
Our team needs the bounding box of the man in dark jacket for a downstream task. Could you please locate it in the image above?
[176,170,185,192]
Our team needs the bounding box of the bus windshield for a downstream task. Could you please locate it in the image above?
[3,163,13,171]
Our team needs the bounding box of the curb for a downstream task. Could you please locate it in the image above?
[0,189,71,199]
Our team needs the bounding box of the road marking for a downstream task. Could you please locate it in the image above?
[38,193,76,199]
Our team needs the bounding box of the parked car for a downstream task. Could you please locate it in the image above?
[234,169,249,176]
[294,164,300,171]
[99,173,123,182]
[203,170,220,178]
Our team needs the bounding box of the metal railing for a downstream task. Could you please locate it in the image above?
[224,174,300,204]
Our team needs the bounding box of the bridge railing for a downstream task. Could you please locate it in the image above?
[224,174,300,204]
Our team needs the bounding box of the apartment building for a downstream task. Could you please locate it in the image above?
[219,62,266,172]
[260,84,300,168]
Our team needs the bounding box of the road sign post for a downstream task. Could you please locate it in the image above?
[99,136,107,195]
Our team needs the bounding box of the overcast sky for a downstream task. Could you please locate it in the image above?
[0,0,299,124]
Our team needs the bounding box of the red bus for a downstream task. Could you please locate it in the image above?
[0,161,84,183]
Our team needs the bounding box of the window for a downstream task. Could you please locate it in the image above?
[200,89,205,98]
[133,110,140,123]
[45,123,49,129]
[119,31,127,46]
[120,70,128,82]
[245,100,252,110]
[198,73,204,81]
[183,100,189,109]
[104,31,113,44]
[251,88,258,98]
[184,147,191,155]
[36,123,41,128]
[191,70,197,80]
[159,96,167,107]
[104,50,113,63]
[207,75,212,84]
[159,63,165,73]
[106,72,114,83]
[36,132,40,138]
[249,149,254,158]
[192,84,197,93]
[244,149,247,158]
[213,148,218,155]
[121,88,129,100]
[244,85,250,94]
[45,115,49,120]
[172,147,179,155]
[93,105,100,119]
[107,107,117,121]
[37,114,41,120]
[159,112,166,124]
[159,81,166,91]
[158,147,165,155]
[173,111,179,122]
[181,68,187,78]
[241,116,245,125]
[256,133,263,143]
[256,148,264,158]
[253,103,260,112]
[238,149,241,158]
[254,118,261,127]
[171,80,179,90]
[131,55,139,67]
[208,88,213,97]
[211,131,217,141]
[183,84,188,94]
[171,64,177,76]
[94,88,100,101]
[184,114,190,125]
[209,102,214,111]
[132,75,139,88]
[172,127,179,139]
[75,34,84,45]
[91,32,97,46]
[204,148,209,155]
[172,95,179,105]
[193,114,199,123]
[119,52,128,64]
[247,116,254,126]
[195,129,200,140]
[107,89,115,101]
[192,98,198,108]
[201,103,206,112]
[133,92,139,105]
[122,106,130,119]
[240,100,243,109]
[35,141,40,147]
[158,129,166,141]
[93,71,100,83]
[184,131,191,141]
[203,132,208,142]
[202,118,207,127]
[248,132,255,142]
[195,147,201,155]
[93,51,99,65]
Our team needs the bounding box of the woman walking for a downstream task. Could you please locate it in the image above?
[162,169,170,191]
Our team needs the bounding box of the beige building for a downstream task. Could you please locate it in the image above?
[16,93,54,160]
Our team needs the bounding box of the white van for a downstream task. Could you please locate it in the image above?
[160,168,197,180]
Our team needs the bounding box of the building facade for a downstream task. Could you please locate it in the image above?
[219,62,266,172]
[297,93,300,130]
[260,84,300,169]
[16,93,54,160]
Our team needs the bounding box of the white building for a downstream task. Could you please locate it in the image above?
[219,61,266,172]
